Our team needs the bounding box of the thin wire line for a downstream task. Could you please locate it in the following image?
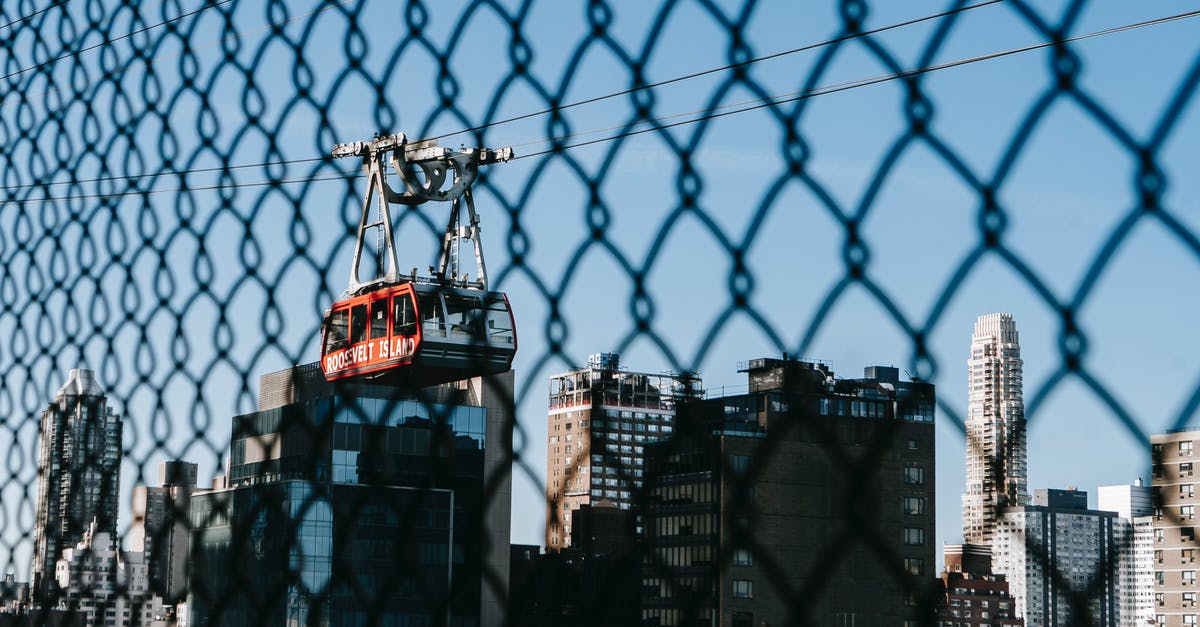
[0,157,330,193]
[428,0,1006,141]
[0,0,68,32]
[3,5,1195,198]
[0,0,234,84]
[514,7,1200,160]
[0,0,1001,194]
[0,172,354,204]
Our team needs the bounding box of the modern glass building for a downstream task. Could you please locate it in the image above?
[188,364,512,627]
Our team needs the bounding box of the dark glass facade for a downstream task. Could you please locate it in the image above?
[189,379,495,627]
[642,359,938,626]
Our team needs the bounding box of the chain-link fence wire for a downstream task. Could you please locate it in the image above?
[0,0,1197,624]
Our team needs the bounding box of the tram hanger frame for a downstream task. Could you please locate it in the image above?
[331,132,513,294]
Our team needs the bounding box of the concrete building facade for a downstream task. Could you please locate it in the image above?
[963,313,1027,546]
[642,359,937,627]
[53,522,159,627]
[992,489,1120,626]
[1099,481,1156,627]
[1152,430,1200,627]
[130,461,198,605]
[937,544,1024,626]
[545,353,699,550]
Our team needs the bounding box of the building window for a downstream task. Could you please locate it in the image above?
[903,497,925,515]
[1186,549,1196,563]
[1157,528,1166,543]
[907,439,918,450]
[1184,441,1195,456]
[904,527,925,546]
[1187,505,1197,520]
[1185,528,1197,543]
[732,580,754,599]
[733,549,753,567]
[731,454,751,474]
[1185,484,1197,498]
[1157,571,1165,586]
[1187,463,1196,477]
[903,466,925,485]
[1185,570,1196,586]
[1186,592,1197,607]
[904,558,925,576]
[1157,550,1164,564]
[1158,593,1166,607]
[1186,616,1197,626]
[1154,443,1164,457]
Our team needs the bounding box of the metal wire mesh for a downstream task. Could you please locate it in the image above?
[0,0,1197,625]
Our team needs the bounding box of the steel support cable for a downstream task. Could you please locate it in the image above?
[513,7,1200,160]
[1,6,1195,200]
[0,0,1002,193]
[0,0,69,33]
[0,0,359,193]
[428,0,1007,142]
[0,0,236,84]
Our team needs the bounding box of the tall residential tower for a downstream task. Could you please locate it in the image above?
[545,353,699,550]
[963,313,1027,545]
[31,368,124,603]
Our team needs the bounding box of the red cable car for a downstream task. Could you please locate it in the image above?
[320,282,516,386]
[319,134,516,387]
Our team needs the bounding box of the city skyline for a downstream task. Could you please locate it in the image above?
[0,0,1197,624]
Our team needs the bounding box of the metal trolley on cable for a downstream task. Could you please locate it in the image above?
[320,133,516,387]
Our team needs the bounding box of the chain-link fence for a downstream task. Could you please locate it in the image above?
[0,0,1198,625]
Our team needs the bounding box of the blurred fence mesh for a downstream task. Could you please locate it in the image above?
[0,0,1197,625]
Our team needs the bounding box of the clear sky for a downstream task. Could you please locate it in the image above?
[1,0,1199,573]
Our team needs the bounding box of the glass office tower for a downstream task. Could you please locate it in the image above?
[189,364,512,627]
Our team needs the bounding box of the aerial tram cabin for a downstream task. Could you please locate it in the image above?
[320,282,516,387]
[317,133,516,387]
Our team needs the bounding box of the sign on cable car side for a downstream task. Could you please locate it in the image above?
[322,335,417,376]
[318,134,516,386]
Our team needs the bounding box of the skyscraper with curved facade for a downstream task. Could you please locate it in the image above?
[962,313,1027,545]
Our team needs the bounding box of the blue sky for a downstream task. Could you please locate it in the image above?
[1,0,1199,572]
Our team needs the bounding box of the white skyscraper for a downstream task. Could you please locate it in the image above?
[963,313,1027,545]
[1099,481,1155,627]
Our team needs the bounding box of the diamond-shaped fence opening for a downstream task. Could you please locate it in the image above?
[0,0,1197,626]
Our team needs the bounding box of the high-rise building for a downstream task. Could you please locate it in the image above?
[130,461,198,604]
[991,488,1120,626]
[1098,481,1155,627]
[545,353,699,550]
[642,359,937,626]
[188,363,512,627]
[936,544,1024,626]
[963,313,1027,546]
[32,369,124,603]
[1152,430,1200,627]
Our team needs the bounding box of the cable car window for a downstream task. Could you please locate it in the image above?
[325,309,349,353]
[486,299,514,344]
[444,295,483,339]
[419,293,444,337]
[370,299,388,340]
[393,293,416,336]
[350,304,368,344]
